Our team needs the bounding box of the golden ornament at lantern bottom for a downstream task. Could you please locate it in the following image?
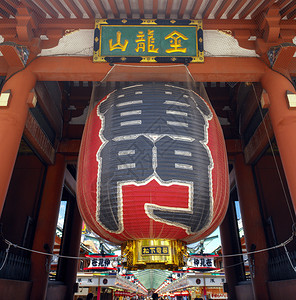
[121,239,187,270]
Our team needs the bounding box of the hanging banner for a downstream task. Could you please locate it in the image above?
[84,254,118,271]
[187,255,219,270]
[93,19,203,63]
[77,276,99,287]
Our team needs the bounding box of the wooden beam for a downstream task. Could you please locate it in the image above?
[188,57,267,82]
[1,12,295,32]
[26,56,268,82]
[64,167,76,196]
[63,0,83,18]
[277,0,293,9]
[271,44,296,71]
[280,1,296,18]
[215,0,233,19]
[165,0,173,19]
[152,0,158,18]
[123,0,132,18]
[33,0,59,18]
[0,43,26,69]
[227,0,247,19]
[5,0,19,9]
[0,18,263,32]
[34,81,63,139]
[49,0,71,19]
[279,19,296,30]
[225,139,242,155]
[29,56,113,81]
[93,0,107,18]
[24,111,56,165]
[64,155,79,164]
[244,112,274,164]
[239,0,262,19]
[108,0,119,18]
[190,0,203,19]
[229,167,236,191]
[251,0,277,19]
[20,0,47,19]
[287,8,296,19]
[0,56,8,75]
[138,0,144,18]
[0,8,9,18]
[178,0,188,19]
[203,0,218,19]
[239,83,262,134]
[58,139,81,156]
[0,1,16,16]
[78,0,95,18]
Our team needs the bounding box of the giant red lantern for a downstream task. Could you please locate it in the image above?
[77,83,229,269]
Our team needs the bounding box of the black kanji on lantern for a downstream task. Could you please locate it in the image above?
[96,83,213,234]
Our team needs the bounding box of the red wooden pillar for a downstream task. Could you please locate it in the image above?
[97,286,101,300]
[0,69,36,215]
[261,70,296,214]
[30,153,66,300]
[234,154,270,300]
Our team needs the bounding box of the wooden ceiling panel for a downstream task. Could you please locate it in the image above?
[190,0,203,19]
[21,0,47,18]
[203,0,219,19]
[93,0,107,18]
[165,0,173,19]
[123,0,132,18]
[280,1,296,17]
[152,0,158,18]
[0,7,9,18]
[108,0,119,18]
[239,0,262,19]
[251,0,277,19]
[287,8,296,19]
[77,0,95,18]
[276,0,292,9]
[34,0,59,18]
[49,0,71,18]
[0,1,294,23]
[63,0,83,18]
[138,0,144,18]
[178,0,188,19]
[215,0,233,19]
[5,0,19,8]
[0,0,296,28]
[0,1,16,16]
[227,0,247,19]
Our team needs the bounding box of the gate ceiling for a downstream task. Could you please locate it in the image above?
[0,0,295,21]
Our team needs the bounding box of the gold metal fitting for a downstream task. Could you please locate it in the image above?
[121,239,187,270]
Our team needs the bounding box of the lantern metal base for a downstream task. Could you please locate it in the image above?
[121,239,187,270]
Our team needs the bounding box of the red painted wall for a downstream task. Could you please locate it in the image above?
[0,153,46,249]
[254,154,296,251]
